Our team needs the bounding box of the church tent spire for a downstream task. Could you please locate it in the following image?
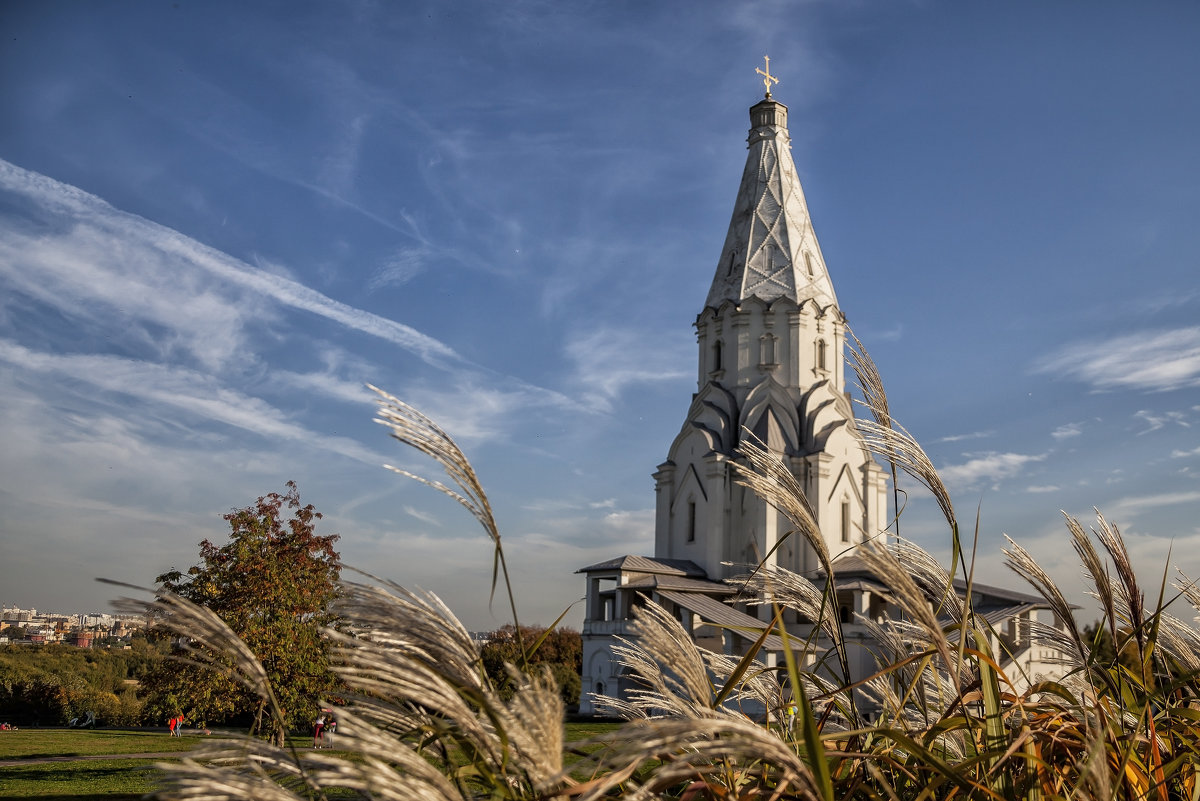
[705,79,839,312]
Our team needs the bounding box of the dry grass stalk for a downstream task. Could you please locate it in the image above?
[1091,511,1148,639]
[594,600,719,720]
[573,716,821,801]
[845,329,889,430]
[369,384,499,545]
[730,434,829,575]
[732,563,840,641]
[700,648,783,716]
[891,538,965,624]
[855,417,956,535]
[855,539,962,693]
[369,383,527,658]
[127,364,1200,801]
[1003,536,1086,665]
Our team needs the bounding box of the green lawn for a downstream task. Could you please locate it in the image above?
[0,729,223,799]
[0,723,620,799]
[0,757,164,800]
[0,728,209,760]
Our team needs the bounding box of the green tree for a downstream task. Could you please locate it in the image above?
[144,482,341,744]
[480,624,582,708]
[0,643,160,726]
[1082,619,1116,664]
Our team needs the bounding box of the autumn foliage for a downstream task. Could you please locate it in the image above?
[143,481,341,744]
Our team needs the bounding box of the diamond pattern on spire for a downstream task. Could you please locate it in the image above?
[705,99,839,311]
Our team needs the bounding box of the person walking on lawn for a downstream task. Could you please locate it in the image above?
[313,714,325,748]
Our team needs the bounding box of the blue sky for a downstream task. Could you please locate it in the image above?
[1,1,1198,630]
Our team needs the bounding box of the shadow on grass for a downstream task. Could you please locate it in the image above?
[8,797,144,801]
[0,758,163,799]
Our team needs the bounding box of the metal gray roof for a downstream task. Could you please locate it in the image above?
[576,555,707,577]
[621,575,735,594]
[657,589,794,652]
[821,553,1049,607]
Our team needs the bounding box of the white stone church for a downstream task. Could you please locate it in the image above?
[577,86,1062,715]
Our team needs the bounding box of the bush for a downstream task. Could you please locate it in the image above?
[0,643,159,726]
[480,624,582,707]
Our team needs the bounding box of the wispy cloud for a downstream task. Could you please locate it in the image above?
[401,375,583,446]
[371,244,432,288]
[565,328,690,412]
[856,324,904,343]
[937,429,994,444]
[272,369,377,406]
[317,113,370,199]
[1036,327,1200,393]
[1051,422,1084,440]
[0,340,386,465]
[938,451,1046,489]
[1100,491,1200,528]
[1134,289,1200,316]
[523,507,655,554]
[403,505,443,527]
[0,160,465,370]
[366,209,492,289]
[1025,485,1061,494]
[1135,408,1192,434]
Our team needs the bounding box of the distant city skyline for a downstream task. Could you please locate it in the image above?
[2,2,1198,630]
[3,604,123,618]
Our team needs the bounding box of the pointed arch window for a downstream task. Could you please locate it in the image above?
[816,339,827,371]
[712,339,724,373]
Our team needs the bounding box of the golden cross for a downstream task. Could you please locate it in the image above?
[756,55,779,97]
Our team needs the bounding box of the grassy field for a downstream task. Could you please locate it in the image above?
[0,728,205,760]
[2,757,167,800]
[0,729,217,800]
[0,722,620,799]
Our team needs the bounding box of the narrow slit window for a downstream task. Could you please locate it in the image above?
[687,501,696,542]
[841,501,851,543]
[760,334,776,366]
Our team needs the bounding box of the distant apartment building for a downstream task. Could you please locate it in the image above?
[0,603,146,647]
[66,630,96,648]
[1,607,35,623]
